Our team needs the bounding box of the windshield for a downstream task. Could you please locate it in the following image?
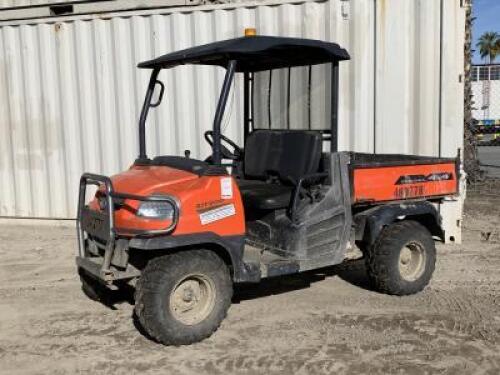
[252,63,332,131]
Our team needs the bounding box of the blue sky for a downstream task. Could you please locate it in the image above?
[472,0,500,63]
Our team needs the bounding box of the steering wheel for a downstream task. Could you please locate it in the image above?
[204,131,243,160]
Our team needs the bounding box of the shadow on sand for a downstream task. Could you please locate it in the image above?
[233,258,375,303]
[100,258,375,308]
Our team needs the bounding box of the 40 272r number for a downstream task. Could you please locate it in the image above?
[394,185,425,199]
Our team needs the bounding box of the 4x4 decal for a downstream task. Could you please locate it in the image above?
[395,172,453,185]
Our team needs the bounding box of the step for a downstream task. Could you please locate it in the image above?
[243,244,300,279]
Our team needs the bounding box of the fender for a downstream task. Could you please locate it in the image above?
[129,232,260,283]
[354,201,443,245]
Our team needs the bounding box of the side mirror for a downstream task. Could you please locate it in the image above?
[150,80,165,108]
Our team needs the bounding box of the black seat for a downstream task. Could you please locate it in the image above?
[237,179,293,210]
[237,130,322,210]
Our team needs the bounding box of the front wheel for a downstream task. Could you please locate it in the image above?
[365,220,436,296]
[134,250,233,346]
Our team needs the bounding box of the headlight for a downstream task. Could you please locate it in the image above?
[137,200,175,220]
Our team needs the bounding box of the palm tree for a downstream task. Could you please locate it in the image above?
[476,31,500,63]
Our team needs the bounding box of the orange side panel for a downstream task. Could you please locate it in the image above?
[173,176,246,236]
[353,162,458,204]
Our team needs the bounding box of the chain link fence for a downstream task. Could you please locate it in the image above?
[466,58,500,239]
[470,62,500,184]
[460,2,499,242]
[465,178,500,244]
[467,176,500,196]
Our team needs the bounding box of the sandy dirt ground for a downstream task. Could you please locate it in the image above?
[1,193,500,375]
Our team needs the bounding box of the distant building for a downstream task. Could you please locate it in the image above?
[471,63,500,133]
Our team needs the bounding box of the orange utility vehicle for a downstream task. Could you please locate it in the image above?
[76,35,460,345]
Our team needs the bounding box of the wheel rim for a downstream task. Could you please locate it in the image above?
[169,274,216,326]
[398,242,426,282]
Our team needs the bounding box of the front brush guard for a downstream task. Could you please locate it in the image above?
[76,173,179,283]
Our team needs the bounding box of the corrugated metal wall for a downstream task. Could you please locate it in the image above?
[0,0,465,220]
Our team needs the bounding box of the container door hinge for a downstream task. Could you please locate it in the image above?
[340,0,350,20]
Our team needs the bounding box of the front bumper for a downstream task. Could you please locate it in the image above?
[76,173,179,284]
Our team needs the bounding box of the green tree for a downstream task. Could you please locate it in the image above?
[477,31,500,63]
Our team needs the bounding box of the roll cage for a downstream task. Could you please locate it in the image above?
[134,35,350,166]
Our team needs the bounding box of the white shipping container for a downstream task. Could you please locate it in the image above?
[0,0,465,242]
[0,0,88,9]
[0,0,201,22]
[0,0,68,8]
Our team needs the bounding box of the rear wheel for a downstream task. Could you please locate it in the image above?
[365,220,436,295]
[134,250,232,346]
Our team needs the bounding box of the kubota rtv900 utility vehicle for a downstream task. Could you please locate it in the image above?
[76,35,460,345]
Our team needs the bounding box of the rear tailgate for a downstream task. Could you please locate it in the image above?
[351,154,459,204]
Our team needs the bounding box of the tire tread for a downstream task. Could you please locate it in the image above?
[134,250,233,345]
[365,220,436,296]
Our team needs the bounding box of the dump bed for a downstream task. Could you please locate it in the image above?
[349,153,459,205]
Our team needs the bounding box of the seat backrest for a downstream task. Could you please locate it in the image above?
[244,130,322,182]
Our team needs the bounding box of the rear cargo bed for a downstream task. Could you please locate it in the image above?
[349,152,459,205]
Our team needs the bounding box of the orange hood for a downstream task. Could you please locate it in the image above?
[111,165,199,196]
[94,164,245,237]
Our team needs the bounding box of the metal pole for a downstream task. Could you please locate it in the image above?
[268,70,272,129]
[331,61,340,152]
[76,175,87,257]
[244,72,250,142]
[250,72,254,132]
[287,67,291,129]
[213,60,237,164]
[137,68,160,161]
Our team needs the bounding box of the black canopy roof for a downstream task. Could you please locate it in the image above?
[138,36,350,72]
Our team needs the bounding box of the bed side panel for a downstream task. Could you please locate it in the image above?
[352,162,458,204]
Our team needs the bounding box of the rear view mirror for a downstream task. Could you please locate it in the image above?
[150,80,165,107]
